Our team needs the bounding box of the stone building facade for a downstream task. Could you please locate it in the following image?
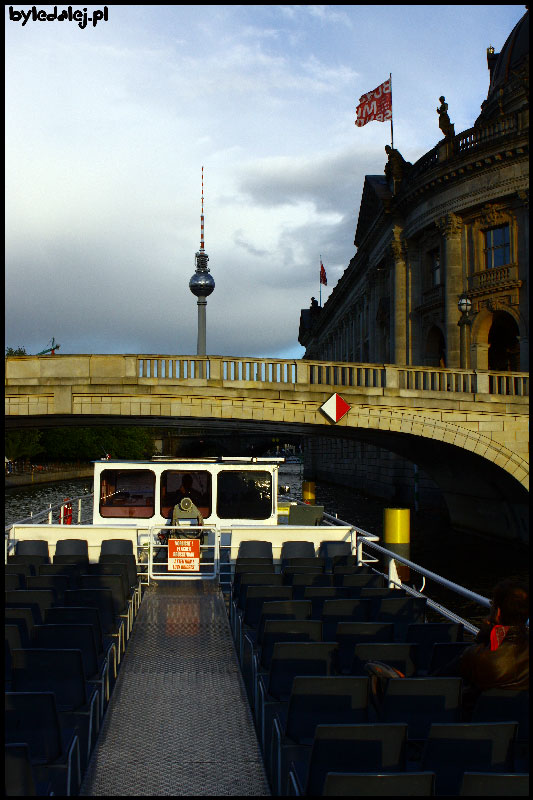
[299,10,529,374]
[298,11,529,521]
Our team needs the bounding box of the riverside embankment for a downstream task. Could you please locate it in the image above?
[5,466,94,488]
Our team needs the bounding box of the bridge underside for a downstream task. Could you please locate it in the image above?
[7,414,529,546]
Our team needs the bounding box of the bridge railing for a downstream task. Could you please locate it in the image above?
[5,354,529,398]
[134,356,529,397]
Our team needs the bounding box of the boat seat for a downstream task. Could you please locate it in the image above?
[10,648,100,773]
[55,539,89,557]
[4,742,54,797]
[53,553,90,568]
[421,722,518,796]
[100,539,134,556]
[271,675,370,795]
[5,563,33,579]
[6,589,57,625]
[302,586,356,619]
[38,563,82,589]
[321,598,373,639]
[5,573,24,591]
[237,586,294,661]
[335,622,395,673]
[79,575,132,640]
[282,565,325,583]
[379,677,463,740]
[372,596,427,639]
[7,554,49,573]
[332,555,371,571]
[280,541,317,562]
[333,572,384,588]
[318,541,352,571]
[237,540,274,560]
[32,624,109,720]
[428,642,472,674]
[459,771,529,796]
[15,540,50,559]
[322,771,436,796]
[405,623,465,673]
[45,606,118,687]
[5,609,36,647]
[5,692,81,796]
[256,641,340,759]
[286,573,334,595]
[97,555,141,612]
[63,590,125,661]
[231,573,284,637]
[26,575,71,602]
[351,642,420,678]
[287,722,408,796]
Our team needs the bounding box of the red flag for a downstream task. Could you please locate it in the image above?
[320,261,327,285]
[355,77,392,127]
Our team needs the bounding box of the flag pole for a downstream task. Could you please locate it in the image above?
[319,255,322,307]
[390,72,394,150]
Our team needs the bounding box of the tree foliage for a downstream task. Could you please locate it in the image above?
[6,426,156,462]
[5,429,45,460]
[5,346,27,356]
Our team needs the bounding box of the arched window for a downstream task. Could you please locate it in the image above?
[484,224,510,269]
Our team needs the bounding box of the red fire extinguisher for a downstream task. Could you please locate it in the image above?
[63,498,73,525]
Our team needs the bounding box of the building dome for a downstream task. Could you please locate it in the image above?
[477,9,529,122]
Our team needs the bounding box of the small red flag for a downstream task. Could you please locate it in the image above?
[320,261,327,286]
[355,77,392,127]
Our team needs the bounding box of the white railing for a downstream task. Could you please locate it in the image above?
[4,492,94,534]
[135,356,528,398]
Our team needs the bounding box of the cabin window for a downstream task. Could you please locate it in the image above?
[99,469,155,518]
[160,471,212,520]
[484,224,510,269]
[217,471,272,520]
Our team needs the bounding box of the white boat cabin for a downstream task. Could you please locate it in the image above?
[93,456,285,527]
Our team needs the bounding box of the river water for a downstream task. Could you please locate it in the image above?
[5,468,528,626]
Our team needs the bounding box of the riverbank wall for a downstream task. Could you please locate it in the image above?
[303,436,447,513]
[5,467,94,489]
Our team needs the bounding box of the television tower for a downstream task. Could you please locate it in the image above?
[189,166,215,356]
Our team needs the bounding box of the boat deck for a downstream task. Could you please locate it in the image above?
[80,581,270,796]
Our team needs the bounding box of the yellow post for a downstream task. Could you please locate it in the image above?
[383,508,410,581]
[302,481,316,505]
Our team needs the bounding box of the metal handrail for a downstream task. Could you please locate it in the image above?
[4,492,95,533]
[285,494,488,633]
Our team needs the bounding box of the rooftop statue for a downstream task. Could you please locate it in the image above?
[437,96,455,138]
[384,145,412,193]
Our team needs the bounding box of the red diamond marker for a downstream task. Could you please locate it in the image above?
[320,393,351,423]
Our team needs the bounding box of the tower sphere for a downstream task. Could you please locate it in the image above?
[189,251,215,297]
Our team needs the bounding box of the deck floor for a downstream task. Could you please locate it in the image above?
[80,580,270,796]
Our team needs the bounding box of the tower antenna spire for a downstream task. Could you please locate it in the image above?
[200,165,205,251]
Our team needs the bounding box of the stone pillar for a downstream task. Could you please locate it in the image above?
[515,193,529,371]
[405,239,421,366]
[391,226,407,365]
[437,213,463,368]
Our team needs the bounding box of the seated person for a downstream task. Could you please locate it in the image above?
[432,578,529,716]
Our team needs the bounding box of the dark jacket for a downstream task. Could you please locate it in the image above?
[458,621,529,692]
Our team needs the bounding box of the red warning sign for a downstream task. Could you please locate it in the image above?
[168,538,200,571]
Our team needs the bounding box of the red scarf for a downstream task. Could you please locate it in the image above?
[489,625,510,651]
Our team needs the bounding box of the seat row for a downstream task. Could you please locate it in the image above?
[226,549,529,796]
[5,537,143,797]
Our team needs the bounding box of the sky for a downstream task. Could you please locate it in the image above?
[5,4,525,359]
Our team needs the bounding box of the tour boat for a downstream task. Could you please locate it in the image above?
[5,457,528,796]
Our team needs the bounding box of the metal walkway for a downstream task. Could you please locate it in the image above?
[80,581,270,796]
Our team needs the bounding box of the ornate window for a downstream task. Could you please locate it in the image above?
[429,248,441,286]
[483,224,510,269]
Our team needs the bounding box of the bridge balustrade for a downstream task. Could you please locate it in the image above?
[134,356,528,398]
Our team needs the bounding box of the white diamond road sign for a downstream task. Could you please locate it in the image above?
[320,393,351,423]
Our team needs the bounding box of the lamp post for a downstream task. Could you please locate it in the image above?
[457,292,473,369]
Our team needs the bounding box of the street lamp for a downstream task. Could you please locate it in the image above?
[457,292,473,369]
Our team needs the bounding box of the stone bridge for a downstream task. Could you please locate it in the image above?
[5,354,529,542]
